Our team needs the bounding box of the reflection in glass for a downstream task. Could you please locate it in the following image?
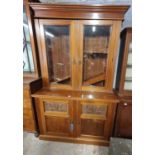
[44,26,71,85]
[23,6,34,72]
[124,42,132,90]
[82,25,111,87]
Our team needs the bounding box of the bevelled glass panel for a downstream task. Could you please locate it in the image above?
[124,41,132,90]
[23,6,34,72]
[82,25,111,87]
[44,26,71,85]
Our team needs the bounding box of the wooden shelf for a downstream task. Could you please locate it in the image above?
[83,73,106,85]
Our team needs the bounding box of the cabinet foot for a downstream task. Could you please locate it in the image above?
[34,131,39,137]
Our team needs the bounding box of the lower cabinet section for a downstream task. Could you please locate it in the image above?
[114,101,132,138]
[34,97,117,145]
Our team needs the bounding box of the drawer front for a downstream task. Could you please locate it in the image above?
[77,101,117,140]
[35,98,74,137]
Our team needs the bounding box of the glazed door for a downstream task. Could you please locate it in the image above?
[124,36,132,91]
[76,100,117,140]
[35,98,75,137]
[37,20,79,89]
[78,20,121,91]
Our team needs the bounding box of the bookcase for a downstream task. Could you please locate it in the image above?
[29,2,129,145]
[114,28,132,138]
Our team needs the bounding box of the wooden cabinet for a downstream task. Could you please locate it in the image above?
[23,0,41,132]
[114,101,132,138]
[114,28,132,138]
[30,3,129,145]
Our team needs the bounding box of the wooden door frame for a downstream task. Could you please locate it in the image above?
[78,20,121,92]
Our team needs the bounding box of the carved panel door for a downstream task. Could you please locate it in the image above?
[76,100,117,140]
[35,98,75,137]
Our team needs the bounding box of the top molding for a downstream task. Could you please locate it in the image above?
[30,3,130,20]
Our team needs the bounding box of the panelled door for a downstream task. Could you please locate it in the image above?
[35,98,75,137]
[76,100,117,140]
[78,20,121,91]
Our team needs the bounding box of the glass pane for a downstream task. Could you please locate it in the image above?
[82,104,107,116]
[82,25,111,87]
[23,6,34,72]
[44,102,68,113]
[124,41,132,90]
[44,26,71,85]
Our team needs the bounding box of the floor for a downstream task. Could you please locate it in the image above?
[23,132,109,155]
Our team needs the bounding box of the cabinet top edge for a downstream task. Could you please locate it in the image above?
[29,3,130,20]
[30,2,130,13]
[29,2,131,11]
[31,88,119,101]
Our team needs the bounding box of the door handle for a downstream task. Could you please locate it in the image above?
[72,59,81,65]
[70,121,74,132]
[72,59,76,65]
[124,102,128,106]
[77,60,82,65]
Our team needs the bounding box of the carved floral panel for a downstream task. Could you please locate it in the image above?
[44,102,68,113]
[82,104,107,116]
